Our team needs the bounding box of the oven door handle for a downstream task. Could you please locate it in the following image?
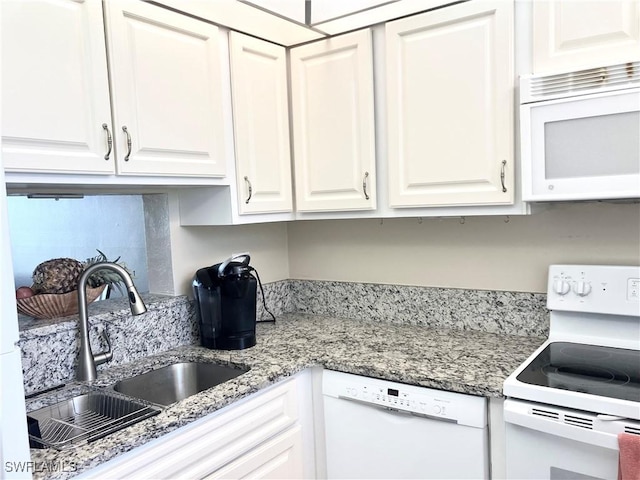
[504,400,619,450]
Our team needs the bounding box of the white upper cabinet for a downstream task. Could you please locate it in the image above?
[311,0,392,24]
[104,0,228,177]
[386,0,514,208]
[532,0,640,74]
[290,29,376,212]
[1,0,114,174]
[229,32,293,215]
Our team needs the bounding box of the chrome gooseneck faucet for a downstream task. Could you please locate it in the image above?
[76,262,147,382]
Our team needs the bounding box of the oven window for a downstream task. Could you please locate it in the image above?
[544,111,640,179]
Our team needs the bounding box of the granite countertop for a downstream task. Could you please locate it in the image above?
[27,312,545,479]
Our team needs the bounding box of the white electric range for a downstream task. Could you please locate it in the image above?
[503,264,640,480]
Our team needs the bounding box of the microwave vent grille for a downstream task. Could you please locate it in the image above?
[527,62,639,100]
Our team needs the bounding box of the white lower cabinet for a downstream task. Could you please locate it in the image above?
[205,425,304,479]
[78,372,313,479]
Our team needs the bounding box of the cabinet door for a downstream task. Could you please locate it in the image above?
[1,0,114,174]
[105,0,227,177]
[533,0,640,73]
[290,30,376,212]
[229,32,293,214]
[386,1,514,207]
[206,425,304,479]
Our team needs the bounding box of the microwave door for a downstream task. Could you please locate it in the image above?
[523,88,640,201]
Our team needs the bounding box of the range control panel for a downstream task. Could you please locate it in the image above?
[548,265,640,316]
[322,370,487,428]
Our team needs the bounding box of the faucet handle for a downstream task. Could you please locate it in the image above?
[94,327,113,366]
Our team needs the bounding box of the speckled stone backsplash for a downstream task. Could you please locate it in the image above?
[257,279,294,321]
[288,280,549,337]
[18,295,197,395]
[18,279,547,395]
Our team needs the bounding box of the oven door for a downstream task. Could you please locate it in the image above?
[504,399,625,480]
[520,88,640,202]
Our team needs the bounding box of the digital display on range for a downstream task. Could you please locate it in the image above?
[387,388,399,397]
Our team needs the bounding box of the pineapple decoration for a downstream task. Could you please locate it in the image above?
[31,258,85,294]
[30,250,131,296]
[16,250,134,318]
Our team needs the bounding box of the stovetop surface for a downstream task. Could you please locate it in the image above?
[516,342,640,403]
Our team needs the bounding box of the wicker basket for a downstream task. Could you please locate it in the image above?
[16,285,106,319]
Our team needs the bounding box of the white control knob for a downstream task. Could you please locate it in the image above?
[573,281,592,297]
[553,279,571,295]
[432,405,442,415]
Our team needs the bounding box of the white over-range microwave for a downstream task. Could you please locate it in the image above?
[520,61,640,202]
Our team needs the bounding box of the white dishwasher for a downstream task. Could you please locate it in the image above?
[322,370,489,479]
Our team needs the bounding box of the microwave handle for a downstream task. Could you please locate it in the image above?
[504,400,619,450]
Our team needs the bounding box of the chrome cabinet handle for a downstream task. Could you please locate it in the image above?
[363,171,370,200]
[500,160,507,193]
[244,176,253,204]
[122,126,132,162]
[102,123,112,161]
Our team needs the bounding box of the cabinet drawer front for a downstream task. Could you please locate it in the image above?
[81,377,300,479]
[205,425,304,480]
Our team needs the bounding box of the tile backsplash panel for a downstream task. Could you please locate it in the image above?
[18,280,547,394]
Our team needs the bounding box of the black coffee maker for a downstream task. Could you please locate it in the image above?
[193,254,257,350]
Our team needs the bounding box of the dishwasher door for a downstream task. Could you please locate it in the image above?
[322,370,489,480]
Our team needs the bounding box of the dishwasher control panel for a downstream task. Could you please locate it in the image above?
[322,370,487,428]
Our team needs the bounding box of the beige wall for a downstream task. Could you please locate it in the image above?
[168,195,290,297]
[287,203,640,293]
[165,200,639,296]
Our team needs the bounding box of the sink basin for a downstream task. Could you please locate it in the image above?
[113,362,250,406]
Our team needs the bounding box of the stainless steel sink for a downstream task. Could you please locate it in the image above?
[112,362,250,406]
